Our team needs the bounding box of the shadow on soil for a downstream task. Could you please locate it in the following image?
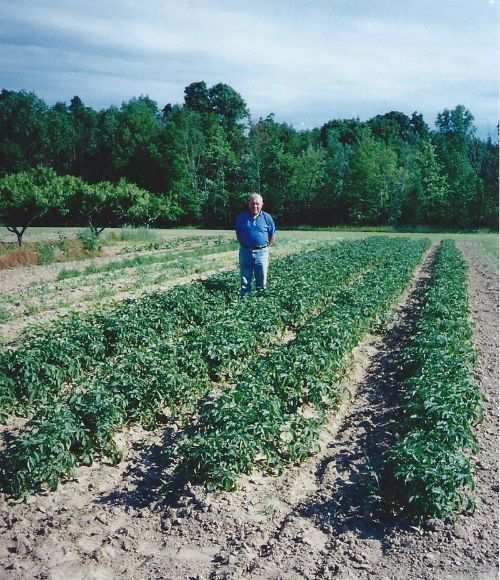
[298,247,436,544]
[96,425,187,510]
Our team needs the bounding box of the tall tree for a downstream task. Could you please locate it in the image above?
[245,115,297,222]
[91,105,121,182]
[0,90,49,174]
[208,83,249,146]
[319,118,365,146]
[345,129,400,224]
[406,139,450,225]
[113,96,164,191]
[368,111,413,149]
[46,102,74,174]
[184,81,212,113]
[197,114,236,227]
[286,146,326,224]
[475,131,499,228]
[317,126,353,224]
[433,105,479,227]
[68,96,97,179]
[163,105,207,223]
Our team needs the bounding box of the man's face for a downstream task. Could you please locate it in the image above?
[248,196,263,217]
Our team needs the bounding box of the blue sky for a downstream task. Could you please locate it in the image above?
[0,0,498,137]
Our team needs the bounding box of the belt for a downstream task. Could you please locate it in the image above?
[241,244,268,250]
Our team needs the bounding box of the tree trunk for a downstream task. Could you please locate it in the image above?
[6,226,26,247]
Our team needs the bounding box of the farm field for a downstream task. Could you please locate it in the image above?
[0,228,498,579]
[0,229,318,345]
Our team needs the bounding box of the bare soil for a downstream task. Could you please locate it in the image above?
[0,243,498,580]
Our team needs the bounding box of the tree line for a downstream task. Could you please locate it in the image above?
[0,83,498,232]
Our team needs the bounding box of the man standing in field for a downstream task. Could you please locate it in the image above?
[235,193,276,297]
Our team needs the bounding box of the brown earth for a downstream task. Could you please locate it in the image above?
[0,243,498,579]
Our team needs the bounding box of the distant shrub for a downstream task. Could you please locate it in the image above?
[103,230,120,243]
[36,242,56,265]
[57,235,70,254]
[77,229,101,252]
[57,268,80,281]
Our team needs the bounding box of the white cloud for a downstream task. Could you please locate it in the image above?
[0,0,497,134]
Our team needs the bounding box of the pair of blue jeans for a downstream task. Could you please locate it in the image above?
[239,247,269,297]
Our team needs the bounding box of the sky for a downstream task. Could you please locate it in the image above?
[0,0,498,138]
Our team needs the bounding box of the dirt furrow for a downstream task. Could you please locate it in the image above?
[148,245,436,579]
[230,245,436,580]
[0,240,497,580]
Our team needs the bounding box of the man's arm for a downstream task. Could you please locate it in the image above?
[267,213,276,246]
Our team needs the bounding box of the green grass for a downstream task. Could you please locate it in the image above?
[277,228,497,249]
[104,226,161,243]
[478,237,499,271]
[0,306,12,323]
[280,224,497,233]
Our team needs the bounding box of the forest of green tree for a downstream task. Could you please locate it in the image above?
[0,82,498,230]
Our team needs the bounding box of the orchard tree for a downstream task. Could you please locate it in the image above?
[67,177,153,236]
[0,165,66,246]
[145,192,183,227]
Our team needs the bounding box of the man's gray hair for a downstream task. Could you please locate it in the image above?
[248,193,263,203]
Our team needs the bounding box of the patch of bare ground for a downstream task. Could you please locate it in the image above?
[0,242,497,580]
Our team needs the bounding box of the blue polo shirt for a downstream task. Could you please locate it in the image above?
[235,210,276,248]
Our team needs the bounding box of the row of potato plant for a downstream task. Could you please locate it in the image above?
[1,238,406,496]
[177,238,430,490]
[0,237,403,419]
[0,283,231,419]
[383,240,482,521]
